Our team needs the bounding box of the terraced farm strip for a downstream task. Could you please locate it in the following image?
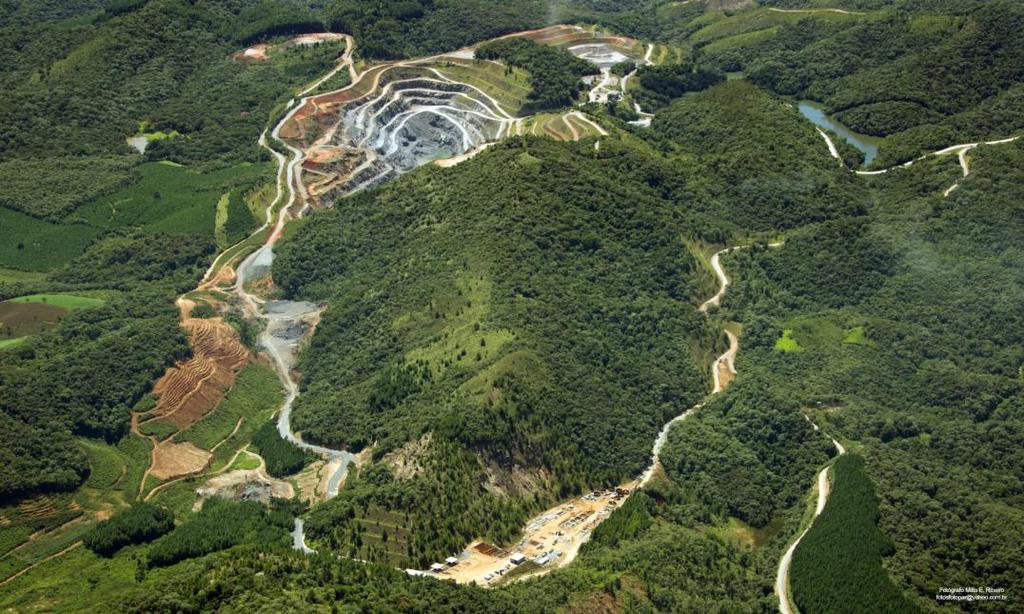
[134,300,251,495]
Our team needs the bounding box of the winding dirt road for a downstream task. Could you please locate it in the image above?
[813,123,1019,197]
[768,7,866,15]
[638,242,778,487]
[231,29,597,501]
[775,419,846,614]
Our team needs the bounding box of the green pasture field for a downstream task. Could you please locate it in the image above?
[774,329,803,352]
[8,293,106,310]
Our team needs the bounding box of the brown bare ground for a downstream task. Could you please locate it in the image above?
[446,486,631,585]
[0,301,67,339]
[383,434,432,480]
[280,64,392,142]
[207,263,237,289]
[480,458,550,498]
[135,299,250,487]
[194,463,294,509]
[717,359,736,390]
[512,25,586,44]
[147,316,248,432]
[234,44,270,61]
[150,440,211,480]
[292,459,328,503]
[289,33,347,46]
[15,496,62,522]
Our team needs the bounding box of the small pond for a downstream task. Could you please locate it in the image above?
[798,100,884,166]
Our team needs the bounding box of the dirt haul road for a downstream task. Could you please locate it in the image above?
[813,122,1020,197]
[230,27,617,503]
[775,420,846,614]
[172,25,639,579]
[449,242,778,585]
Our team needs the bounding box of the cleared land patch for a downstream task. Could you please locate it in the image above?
[774,329,803,352]
[175,362,282,456]
[0,293,106,343]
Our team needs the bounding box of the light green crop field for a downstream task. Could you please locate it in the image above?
[228,450,262,471]
[703,27,781,55]
[691,7,884,45]
[842,326,874,346]
[0,267,46,283]
[0,542,184,613]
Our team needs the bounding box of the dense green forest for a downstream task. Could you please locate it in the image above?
[0,0,347,503]
[633,61,724,110]
[475,38,597,111]
[145,498,294,567]
[268,72,874,573]
[695,1,1024,166]
[326,0,545,59]
[274,134,718,564]
[251,421,309,476]
[83,503,175,556]
[791,455,919,614]
[2,0,1023,611]
[716,139,1024,610]
[0,283,195,499]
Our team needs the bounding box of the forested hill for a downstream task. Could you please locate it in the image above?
[0,0,352,501]
[695,0,1024,166]
[650,81,866,232]
[268,76,855,566]
[1,0,1023,611]
[0,0,338,166]
[273,136,716,562]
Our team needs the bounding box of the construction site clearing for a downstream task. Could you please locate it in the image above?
[429,484,634,585]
